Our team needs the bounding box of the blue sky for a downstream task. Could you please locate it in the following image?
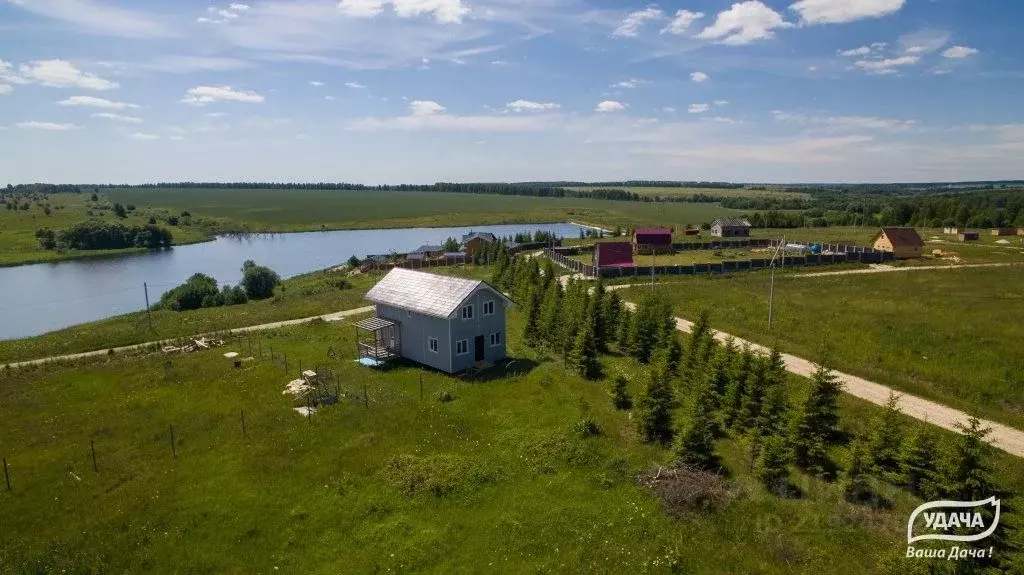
[1,0,1021,183]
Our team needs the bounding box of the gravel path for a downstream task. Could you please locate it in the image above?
[5,306,374,370]
[620,300,1024,457]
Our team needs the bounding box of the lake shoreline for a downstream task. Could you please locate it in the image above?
[0,218,571,269]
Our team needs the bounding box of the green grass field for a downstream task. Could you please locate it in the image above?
[567,186,812,200]
[622,265,1024,428]
[105,188,742,233]
[3,306,1017,573]
[0,193,213,267]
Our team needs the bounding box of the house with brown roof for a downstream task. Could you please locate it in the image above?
[632,227,673,254]
[959,231,980,242]
[992,228,1017,236]
[871,227,924,259]
[593,242,634,268]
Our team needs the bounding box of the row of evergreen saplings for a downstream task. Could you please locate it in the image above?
[493,250,1015,571]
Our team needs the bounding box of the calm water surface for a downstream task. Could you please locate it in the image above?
[0,223,585,341]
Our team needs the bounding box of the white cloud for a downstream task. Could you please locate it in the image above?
[6,0,173,38]
[181,86,265,105]
[338,0,472,24]
[714,100,729,106]
[838,46,871,57]
[206,112,228,118]
[506,99,561,112]
[130,133,160,140]
[230,3,250,10]
[898,29,949,55]
[688,103,709,114]
[942,46,979,59]
[595,100,626,113]
[612,7,663,38]
[345,81,368,89]
[661,9,704,35]
[58,96,138,109]
[348,104,553,131]
[790,0,904,25]
[0,85,12,95]
[614,79,645,89]
[18,60,119,90]
[854,55,919,75]
[309,81,325,87]
[697,1,793,46]
[17,121,79,131]
[325,95,336,100]
[662,106,676,113]
[92,112,143,123]
[170,135,186,141]
[409,100,446,116]
[690,71,709,83]
[772,110,917,132]
[807,65,818,71]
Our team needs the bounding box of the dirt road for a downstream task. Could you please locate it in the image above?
[792,262,1021,278]
[5,306,374,370]
[620,301,1024,458]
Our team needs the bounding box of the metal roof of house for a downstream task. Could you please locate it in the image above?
[444,251,466,258]
[634,227,672,235]
[413,244,443,253]
[711,218,751,228]
[595,242,634,267]
[461,232,497,243]
[365,268,513,319]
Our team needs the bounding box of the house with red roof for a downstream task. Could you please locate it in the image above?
[632,227,673,254]
[593,242,634,268]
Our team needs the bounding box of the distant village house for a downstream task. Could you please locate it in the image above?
[991,228,1016,236]
[959,231,980,242]
[710,218,751,238]
[462,232,497,259]
[632,227,673,254]
[593,242,634,268]
[361,268,513,374]
[872,227,924,259]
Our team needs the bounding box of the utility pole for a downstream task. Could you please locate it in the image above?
[143,282,154,332]
[768,237,785,331]
[650,250,655,293]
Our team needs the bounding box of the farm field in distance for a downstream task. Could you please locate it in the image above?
[566,186,812,200]
[0,192,211,267]
[105,188,742,232]
[3,307,1020,573]
[622,265,1024,429]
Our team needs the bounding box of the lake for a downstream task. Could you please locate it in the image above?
[0,222,587,341]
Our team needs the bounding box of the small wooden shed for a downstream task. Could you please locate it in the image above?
[959,231,980,242]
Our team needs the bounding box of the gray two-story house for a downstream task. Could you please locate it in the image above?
[363,268,514,374]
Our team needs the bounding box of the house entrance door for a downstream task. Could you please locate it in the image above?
[474,335,485,361]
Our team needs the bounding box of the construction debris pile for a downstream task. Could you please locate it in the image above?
[162,337,225,355]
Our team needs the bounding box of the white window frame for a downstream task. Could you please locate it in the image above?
[461,304,474,320]
[483,300,495,316]
[428,337,438,353]
[455,339,469,355]
[489,331,502,347]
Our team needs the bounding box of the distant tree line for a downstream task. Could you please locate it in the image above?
[35,221,173,251]
[1,183,81,196]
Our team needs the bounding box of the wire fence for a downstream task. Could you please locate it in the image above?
[0,330,481,494]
